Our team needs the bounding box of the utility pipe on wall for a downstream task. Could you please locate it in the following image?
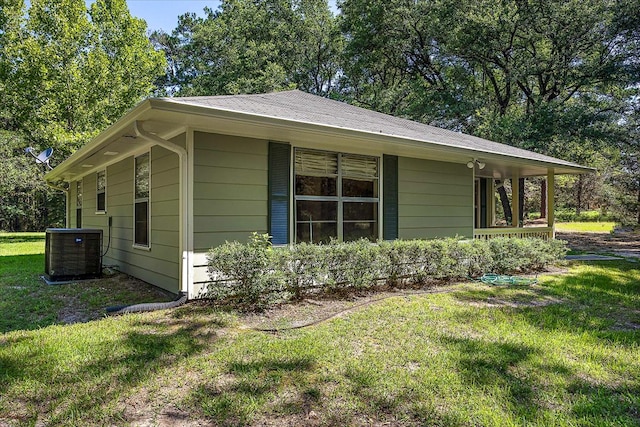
[133,121,190,298]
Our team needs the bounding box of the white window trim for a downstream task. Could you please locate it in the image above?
[133,151,151,250]
[293,148,380,243]
[95,170,107,214]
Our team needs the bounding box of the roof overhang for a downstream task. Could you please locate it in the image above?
[46,97,594,183]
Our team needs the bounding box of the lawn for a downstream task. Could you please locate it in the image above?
[554,222,617,233]
[0,232,175,333]
[1,234,639,426]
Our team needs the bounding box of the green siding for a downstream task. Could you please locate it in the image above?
[78,139,182,293]
[193,132,269,251]
[398,157,473,239]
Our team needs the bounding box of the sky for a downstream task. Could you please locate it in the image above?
[86,1,338,33]
[124,0,214,32]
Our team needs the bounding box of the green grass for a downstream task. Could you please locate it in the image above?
[555,222,617,233]
[0,232,174,333]
[1,234,639,426]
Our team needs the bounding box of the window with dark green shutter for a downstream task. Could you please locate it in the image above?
[383,155,398,240]
[268,142,291,245]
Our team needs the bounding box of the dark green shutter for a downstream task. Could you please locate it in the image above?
[268,142,291,244]
[383,155,398,240]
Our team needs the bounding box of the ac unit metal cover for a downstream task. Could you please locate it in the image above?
[45,228,103,281]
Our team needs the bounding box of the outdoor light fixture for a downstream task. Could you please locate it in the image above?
[467,159,486,170]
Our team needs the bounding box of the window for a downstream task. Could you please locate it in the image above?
[96,170,106,213]
[295,149,379,243]
[134,152,150,247]
[76,180,82,228]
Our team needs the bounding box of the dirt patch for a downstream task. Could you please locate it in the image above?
[462,294,564,308]
[557,229,640,257]
[54,272,175,326]
[240,285,464,332]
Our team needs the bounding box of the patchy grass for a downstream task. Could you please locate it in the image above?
[0,232,174,333]
[555,222,617,233]
[1,234,639,426]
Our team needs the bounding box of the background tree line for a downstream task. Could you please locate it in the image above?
[1,0,639,230]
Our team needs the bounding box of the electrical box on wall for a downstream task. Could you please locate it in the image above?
[45,229,103,281]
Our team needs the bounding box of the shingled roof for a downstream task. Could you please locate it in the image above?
[166,89,584,170]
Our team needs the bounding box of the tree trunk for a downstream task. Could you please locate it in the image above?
[540,179,547,219]
[496,180,512,224]
[576,175,583,215]
[637,185,640,225]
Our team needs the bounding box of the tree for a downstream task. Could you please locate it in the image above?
[339,0,640,216]
[0,131,64,231]
[152,0,342,96]
[0,0,166,230]
[3,0,166,155]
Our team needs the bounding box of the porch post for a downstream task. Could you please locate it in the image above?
[547,169,555,237]
[488,179,495,226]
[511,171,520,227]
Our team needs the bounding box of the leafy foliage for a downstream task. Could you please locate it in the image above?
[206,236,567,308]
[0,0,166,230]
[152,0,342,96]
[0,131,64,231]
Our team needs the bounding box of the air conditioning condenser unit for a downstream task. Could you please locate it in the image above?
[45,228,103,281]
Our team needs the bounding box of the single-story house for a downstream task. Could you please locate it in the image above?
[45,90,590,297]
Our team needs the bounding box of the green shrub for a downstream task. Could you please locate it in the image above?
[206,236,567,308]
[278,242,323,300]
[554,209,616,222]
[205,232,280,307]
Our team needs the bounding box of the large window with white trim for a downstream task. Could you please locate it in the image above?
[295,149,379,243]
[134,152,150,247]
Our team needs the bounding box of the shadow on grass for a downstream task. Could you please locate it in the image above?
[191,356,316,426]
[454,262,640,344]
[442,337,541,419]
[0,316,221,425]
[0,234,45,244]
[0,251,176,333]
[0,253,44,276]
[446,262,640,423]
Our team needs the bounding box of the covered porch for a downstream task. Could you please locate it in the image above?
[472,165,560,241]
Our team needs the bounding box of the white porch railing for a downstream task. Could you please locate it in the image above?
[473,227,554,240]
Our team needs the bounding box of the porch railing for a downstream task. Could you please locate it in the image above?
[473,227,554,241]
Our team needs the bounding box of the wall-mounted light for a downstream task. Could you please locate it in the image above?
[467,159,486,170]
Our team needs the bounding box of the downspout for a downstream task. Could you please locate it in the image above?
[133,121,190,299]
[46,180,70,228]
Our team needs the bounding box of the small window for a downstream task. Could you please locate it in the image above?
[96,170,106,213]
[134,153,150,247]
[76,180,82,228]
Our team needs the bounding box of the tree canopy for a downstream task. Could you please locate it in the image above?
[2,0,640,230]
[1,0,166,155]
[0,0,165,229]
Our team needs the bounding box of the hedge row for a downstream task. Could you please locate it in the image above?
[205,233,567,307]
[529,209,616,222]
